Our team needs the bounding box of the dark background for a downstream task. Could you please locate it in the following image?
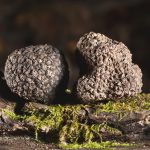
[0,0,149,92]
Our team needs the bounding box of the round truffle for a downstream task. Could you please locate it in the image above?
[76,32,143,103]
[4,44,68,104]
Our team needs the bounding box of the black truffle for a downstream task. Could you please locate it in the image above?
[4,44,68,104]
[76,32,143,103]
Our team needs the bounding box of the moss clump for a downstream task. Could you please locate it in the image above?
[2,94,150,149]
[95,93,150,113]
[59,141,132,149]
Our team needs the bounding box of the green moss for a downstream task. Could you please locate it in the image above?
[59,141,132,149]
[95,94,150,113]
[2,109,25,121]
[2,94,150,148]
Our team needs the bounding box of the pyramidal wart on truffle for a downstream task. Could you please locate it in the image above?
[76,32,143,104]
[4,44,68,104]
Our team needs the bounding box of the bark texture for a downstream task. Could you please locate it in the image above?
[0,95,150,143]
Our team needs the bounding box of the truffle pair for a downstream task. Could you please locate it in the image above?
[4,32,143,104]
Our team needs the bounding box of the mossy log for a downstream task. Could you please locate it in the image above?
[0,94,150,144]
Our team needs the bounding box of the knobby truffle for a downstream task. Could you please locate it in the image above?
[4,44,68,104]
[76,32,143,103]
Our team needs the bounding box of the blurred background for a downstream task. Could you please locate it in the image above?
[0,0,149,92]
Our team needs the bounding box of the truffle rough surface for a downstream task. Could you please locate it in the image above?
[4,44,68,104]
[76,32,143,103]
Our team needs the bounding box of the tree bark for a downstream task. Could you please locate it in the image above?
[0,97,150,141]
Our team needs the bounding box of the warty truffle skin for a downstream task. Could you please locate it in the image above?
[4,44,68,104]
[76,32,143,104]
